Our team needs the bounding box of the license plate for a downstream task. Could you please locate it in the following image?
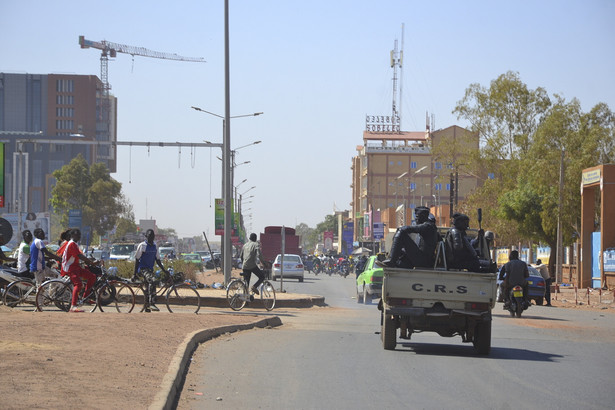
[513,290,523,297]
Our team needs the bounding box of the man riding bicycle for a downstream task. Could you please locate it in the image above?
[239,233,265,295]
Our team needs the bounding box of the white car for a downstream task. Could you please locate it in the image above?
[271,254,304,282]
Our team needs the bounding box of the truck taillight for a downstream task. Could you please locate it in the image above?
[388,298,412,306]
[297,264,304,269]
[537,281,545,287]
[465,302,490,311]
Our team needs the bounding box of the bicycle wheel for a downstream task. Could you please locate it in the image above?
[36,279,72,312]
[166,283,200,313]
[107,282,136,313]
[226,279,248,311]
[260,280,276,311]
[3,280,37,308]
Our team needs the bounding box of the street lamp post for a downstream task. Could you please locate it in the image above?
[191,104,262,285]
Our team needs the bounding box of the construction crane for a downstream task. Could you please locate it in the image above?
[78,35,206,164]
[78,35,205,97]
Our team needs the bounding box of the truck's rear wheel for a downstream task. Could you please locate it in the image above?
[382,314,396,350]
[473,320,491,355]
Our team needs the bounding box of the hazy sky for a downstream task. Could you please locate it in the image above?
[2,0,614,239]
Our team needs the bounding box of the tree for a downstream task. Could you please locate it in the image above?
[454,72,615,268]
[50,154,127,236]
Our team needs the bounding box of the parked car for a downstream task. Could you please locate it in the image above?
[271,254,304,282]
[180,253,204,270]
[356,255,383,304]
[497,265,546,305]
[195,250,210,263]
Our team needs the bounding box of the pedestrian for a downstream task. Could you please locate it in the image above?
[133,229,169,312]
[61,228,100,313]
[239,233,266,295]
[533,259,552,306]
[30,228,61,286]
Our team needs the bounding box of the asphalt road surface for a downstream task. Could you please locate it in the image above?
[178,271,615,410]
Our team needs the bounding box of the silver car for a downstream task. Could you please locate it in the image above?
[271,254,304,282]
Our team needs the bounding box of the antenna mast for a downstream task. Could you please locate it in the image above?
[391,24,404,130]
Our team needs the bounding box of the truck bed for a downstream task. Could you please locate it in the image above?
[382,267,497,310]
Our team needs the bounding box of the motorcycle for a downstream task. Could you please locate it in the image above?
[506,285,529,318]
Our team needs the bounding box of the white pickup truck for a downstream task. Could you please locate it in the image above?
[379,226,497,355]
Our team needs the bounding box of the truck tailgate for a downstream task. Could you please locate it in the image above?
[383,267,497,308]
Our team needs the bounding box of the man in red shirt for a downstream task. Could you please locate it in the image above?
[62,229,100,313]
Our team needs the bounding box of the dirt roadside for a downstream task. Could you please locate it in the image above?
[1,269,613,409]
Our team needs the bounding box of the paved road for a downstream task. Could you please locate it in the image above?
[178,272,615,409]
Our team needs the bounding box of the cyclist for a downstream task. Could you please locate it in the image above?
[239,233,265,295]
[30,228,61,286]
[133,229,169,312]
[61,228,100,313]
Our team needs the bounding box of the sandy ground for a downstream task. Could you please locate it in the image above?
[1,269,613,409]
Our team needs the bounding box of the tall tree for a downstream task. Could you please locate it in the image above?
[51,154,126,236]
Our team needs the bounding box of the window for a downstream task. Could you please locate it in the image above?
[446,183,451,191]
[435,183,442,191]
[410,182,416,190]
[411,161,417,169]
[488,173,495,179]
[435,162,442,169]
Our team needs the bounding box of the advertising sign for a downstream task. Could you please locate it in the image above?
[214,198,236,236]
[0,143,4,207]
[373,222,384,240]
[342,221,354,255]
[323,231,334,252]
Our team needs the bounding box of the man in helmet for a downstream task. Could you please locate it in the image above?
[499,250,529,305]
[446,213,481,272]
[378,206,438,269]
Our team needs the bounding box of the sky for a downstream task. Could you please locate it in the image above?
[1,0,614,240]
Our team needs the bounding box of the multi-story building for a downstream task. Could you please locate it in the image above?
[0,72,116,214]
[351,124,481,248]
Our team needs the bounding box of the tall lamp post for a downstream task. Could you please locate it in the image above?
[191,105,262,285]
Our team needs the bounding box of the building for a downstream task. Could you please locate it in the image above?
[350,124,481,249]
[0,72,117,215]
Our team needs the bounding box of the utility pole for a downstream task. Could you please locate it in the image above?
[556,149,565,283]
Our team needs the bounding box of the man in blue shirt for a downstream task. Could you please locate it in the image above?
[133,229,169,312]
[30,228,61,286]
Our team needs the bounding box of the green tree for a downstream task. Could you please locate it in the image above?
[51,154,126,236]
[454,72,615,269]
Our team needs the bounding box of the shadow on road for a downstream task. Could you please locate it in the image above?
[396,342,564,362]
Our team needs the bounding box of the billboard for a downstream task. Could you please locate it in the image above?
[0,143,4,207]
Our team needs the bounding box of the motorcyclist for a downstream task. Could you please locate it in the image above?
[378,206,438,269]
[499,250,529,306]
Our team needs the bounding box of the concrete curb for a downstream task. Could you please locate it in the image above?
[149,316,283,410]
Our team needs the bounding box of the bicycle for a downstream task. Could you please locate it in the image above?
[226,275,276,311]
[2,267,60,310]
[131,269,201,313]
[36,264,136,313]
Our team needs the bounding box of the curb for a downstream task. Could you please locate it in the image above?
[149,316,283,410]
